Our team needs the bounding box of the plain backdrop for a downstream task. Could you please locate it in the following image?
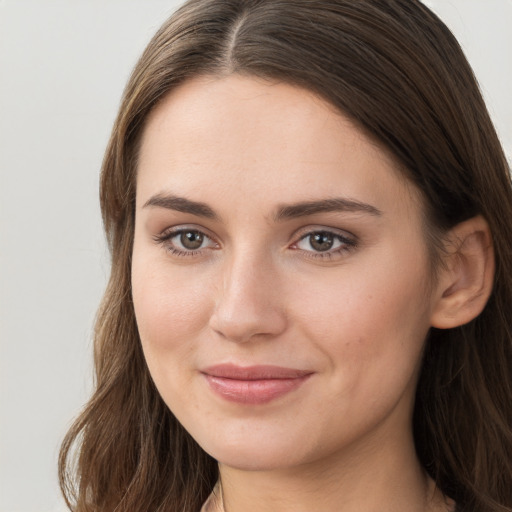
[0,1,510,511]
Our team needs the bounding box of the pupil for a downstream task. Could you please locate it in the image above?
[181,231,203,250]
[310,232,334,252]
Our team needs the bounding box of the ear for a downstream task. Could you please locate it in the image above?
[430,216,495,329]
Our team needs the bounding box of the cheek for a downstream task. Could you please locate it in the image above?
[131,257,214,364]
[286,263,431,444]
[290,251,432,373]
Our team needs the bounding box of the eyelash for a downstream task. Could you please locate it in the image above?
[291,230,357,260]
[153,228,218,258]
[153,227,358,260]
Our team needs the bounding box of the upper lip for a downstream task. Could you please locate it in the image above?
[201,364,313,380]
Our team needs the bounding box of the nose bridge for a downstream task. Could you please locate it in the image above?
[209,243,287,343]
[224,248,262,299]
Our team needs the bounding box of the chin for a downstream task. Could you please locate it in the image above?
[214,449,298,472]
[196,431,313,472]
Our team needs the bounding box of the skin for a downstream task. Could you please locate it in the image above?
[132,75,457,511]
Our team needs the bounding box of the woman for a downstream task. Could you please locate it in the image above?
[59,1,512,511]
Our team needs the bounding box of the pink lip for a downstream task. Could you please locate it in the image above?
[201,364,313,405]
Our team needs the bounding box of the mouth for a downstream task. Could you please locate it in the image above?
[201,364,313,405]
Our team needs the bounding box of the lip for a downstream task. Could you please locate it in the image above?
[201,364,313,405]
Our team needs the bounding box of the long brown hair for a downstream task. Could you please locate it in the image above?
[59,1,512,510]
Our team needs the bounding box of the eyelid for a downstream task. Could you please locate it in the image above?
[155,224,217,242]
[291,225,357,244]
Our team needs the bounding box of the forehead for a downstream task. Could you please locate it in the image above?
[136,74,419,218]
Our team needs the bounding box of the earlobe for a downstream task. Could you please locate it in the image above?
[430,216,495,329]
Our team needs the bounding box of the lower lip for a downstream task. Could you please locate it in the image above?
[203,375,311,405]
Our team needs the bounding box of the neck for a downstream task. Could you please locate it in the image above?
[217,428,451,512]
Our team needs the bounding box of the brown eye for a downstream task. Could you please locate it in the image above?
[154,227,217,257]
[180,231,204,250]
[294,229,356,258]
[309,232,334,252]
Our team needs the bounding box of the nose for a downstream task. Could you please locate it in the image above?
[209,251,288,343]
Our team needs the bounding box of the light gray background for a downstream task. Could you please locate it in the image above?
[0,1,510,511]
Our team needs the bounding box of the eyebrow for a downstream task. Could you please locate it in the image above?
[142,193,382,221]
[274,198,382,221]
[143,193,218,219]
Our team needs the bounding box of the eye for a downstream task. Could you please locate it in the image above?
[293,229,357,258]
[177,230,206,250]
[300,232,337,252]
[154,227,218,256]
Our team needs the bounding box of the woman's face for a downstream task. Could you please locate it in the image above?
[132,75,438,471]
